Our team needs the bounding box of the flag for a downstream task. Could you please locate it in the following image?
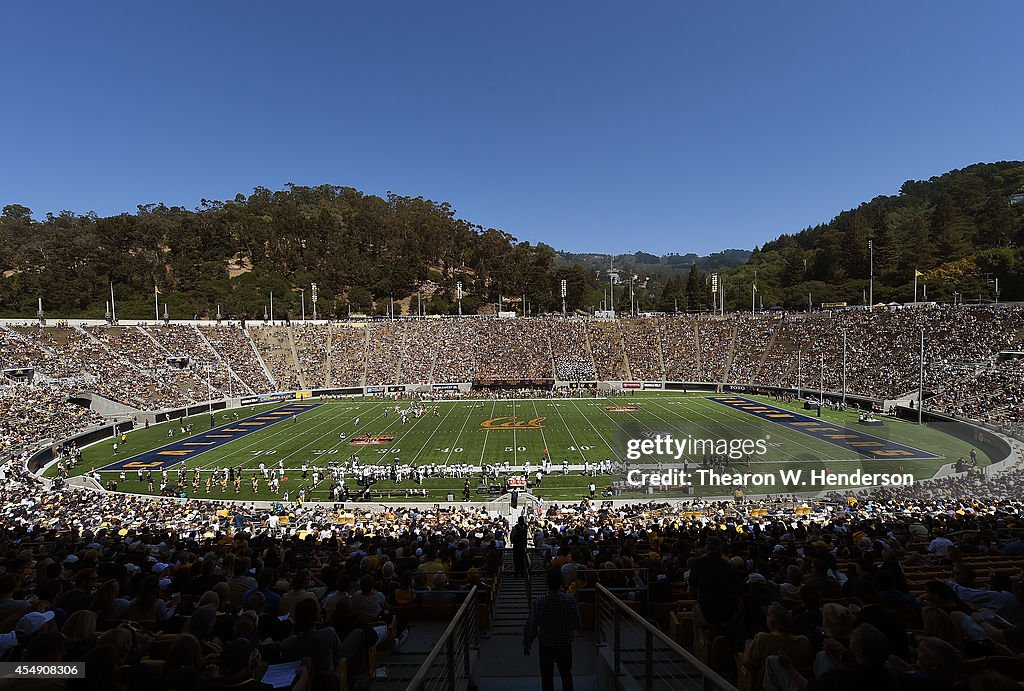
[914,270,923,277]
[155,285,160,294]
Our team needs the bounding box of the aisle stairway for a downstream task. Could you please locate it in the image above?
[471,551,597,691]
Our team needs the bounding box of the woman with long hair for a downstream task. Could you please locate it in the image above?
[62,610,98,660]
[123,575,168,622]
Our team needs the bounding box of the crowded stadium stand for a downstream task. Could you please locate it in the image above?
[2,307,1024,689]
[548,319,598,382]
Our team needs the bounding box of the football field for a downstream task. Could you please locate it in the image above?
[59,393,988,502]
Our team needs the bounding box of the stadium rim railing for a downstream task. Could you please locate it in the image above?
[405,585,480,691]
[595,583,737,691]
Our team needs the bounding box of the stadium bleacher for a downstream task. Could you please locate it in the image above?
[1,307,1023,688]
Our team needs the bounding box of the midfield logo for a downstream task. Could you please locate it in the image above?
[479,416,546,430]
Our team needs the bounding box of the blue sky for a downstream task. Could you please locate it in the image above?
[2,2,1021,255]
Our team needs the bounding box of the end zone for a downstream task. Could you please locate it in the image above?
[709,396,941,460]
[98,403,323,472]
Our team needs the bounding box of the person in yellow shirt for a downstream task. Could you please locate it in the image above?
[552,546,572,569]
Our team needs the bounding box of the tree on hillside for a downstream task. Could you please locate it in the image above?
[685,264,705,312]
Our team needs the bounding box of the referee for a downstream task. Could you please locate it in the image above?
[524,567,581,691]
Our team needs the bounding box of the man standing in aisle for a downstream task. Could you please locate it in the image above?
[511,515,529,578]
[524,567,581,691]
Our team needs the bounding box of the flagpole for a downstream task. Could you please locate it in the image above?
[914,271,918,305]
[110,282,116,323]
[154,286,160,322]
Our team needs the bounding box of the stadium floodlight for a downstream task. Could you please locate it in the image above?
[842,329,847,407]
[561,279,567,317]
[605,257,617,317]
[752,269,757,314]
[457,281,463,317]
[819,354,824,406]
[868,239,874,311]
[797,347,802,398]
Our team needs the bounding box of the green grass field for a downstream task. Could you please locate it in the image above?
[52,393,989,502]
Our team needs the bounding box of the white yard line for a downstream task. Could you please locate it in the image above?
[477,401,498,466]
[442,402,478,467]
[551,400,592,463]
[409,402,460,465]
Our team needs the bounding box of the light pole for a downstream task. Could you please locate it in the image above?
[841,329,847,407]
[560,279,567,317]
[797,347,802,397]
[609,269,615,316]
[300,288,305,322]
[819,354,824,406]
[752,269,757,314]
[457,281,463,317]
[918,329,925,425]
[868,239,874,311]
[311,283,318,321]
[207,365,213,421]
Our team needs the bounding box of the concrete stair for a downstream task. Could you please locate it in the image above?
[472,552,597,690]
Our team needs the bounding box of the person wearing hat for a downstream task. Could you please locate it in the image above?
[742,573,782,639]
[1,610,58,658]
[56,568,96,616]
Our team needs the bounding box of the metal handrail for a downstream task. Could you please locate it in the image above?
[405,585,479,691]
[594,583,737,691]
